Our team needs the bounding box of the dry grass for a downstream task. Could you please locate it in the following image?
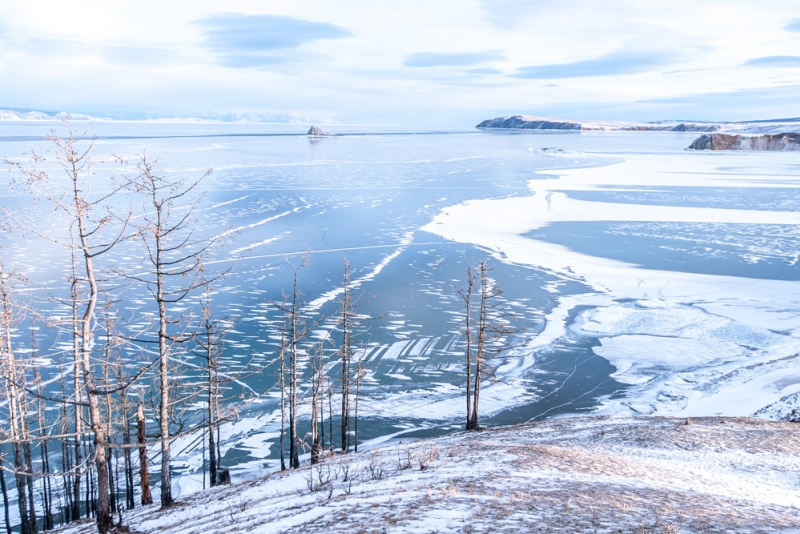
[58,416,800,534]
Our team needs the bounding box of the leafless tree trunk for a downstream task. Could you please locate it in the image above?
[274,257,308,469]
[287,262,304,469]
[101,299,120,515]
[0,449,10,534]
[457,261,476,430]
[114,362,135,510]
[65,131,114,533]
[136,404,152,506]
[0,265,35,534]
[469,261,491,430]
[278,310,287,472]
[19,380,37,532]
[58,375,74,523]
[68,249,84,524]
[335,259,373,453]
[33,365,55,530]
[197,288,223,486]
[339,260,353,454]
[309,343,326,465]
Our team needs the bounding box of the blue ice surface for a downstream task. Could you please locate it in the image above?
[0,123,719,457]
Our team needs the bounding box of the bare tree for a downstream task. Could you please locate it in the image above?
[274,256,308,469]
[33,363,55,531]
[113,358,136,510]
[6,124,132,533]
[309,342,327,465]
[0,265,35,534]
[126,154,221,508]
[335,259,374,454]
[286,260,305,469]
[193,287,236,487]
[67,244,85,524]
[338,260,354,454]
[276,300,288,471]
[457,260,476,430]
[459,259,513,431]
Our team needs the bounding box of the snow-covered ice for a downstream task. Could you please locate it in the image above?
[424,148,800,419]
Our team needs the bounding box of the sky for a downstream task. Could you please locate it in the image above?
[1,0,799,127]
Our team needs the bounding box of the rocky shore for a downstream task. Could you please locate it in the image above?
[687,132,800,150]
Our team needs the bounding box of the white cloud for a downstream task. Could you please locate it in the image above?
[1,0,800,125]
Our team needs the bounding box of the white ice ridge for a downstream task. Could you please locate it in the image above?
[423,149,800,418]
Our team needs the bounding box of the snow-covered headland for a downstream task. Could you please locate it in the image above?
[477,114,800,136]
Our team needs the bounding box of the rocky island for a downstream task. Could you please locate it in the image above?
[307,125,340,137]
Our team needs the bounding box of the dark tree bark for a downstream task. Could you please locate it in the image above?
[115,364,135,510]
[0,266,34,534]
[34,365,54,531]
[287,264,302,470]
[196,288,227,486]
[275,257,307,470]
[0,452,10,534]
[339,260,352,454]
[309,344,325,465]
[136,404,153,506]
[335,259,373,453]
[457,261,476,430]
[278,313,287,472]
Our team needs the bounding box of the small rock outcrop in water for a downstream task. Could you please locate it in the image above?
[687,133,800,151]
[307,125,340,137]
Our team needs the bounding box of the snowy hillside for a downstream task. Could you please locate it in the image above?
[0,109,97,121]
[0,108,337,124]
[57,416,800,533]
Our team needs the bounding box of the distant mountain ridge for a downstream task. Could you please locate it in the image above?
[0,108,337,124]
[0,109,97,121]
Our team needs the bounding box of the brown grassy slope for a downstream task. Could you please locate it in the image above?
[59,416,800,534]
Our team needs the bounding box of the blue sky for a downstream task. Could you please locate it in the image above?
[1,0,799,126]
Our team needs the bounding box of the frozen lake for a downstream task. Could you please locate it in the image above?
[2,121,799,490]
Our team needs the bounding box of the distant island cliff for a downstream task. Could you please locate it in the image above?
[477,114,800,151]
[476,115,719,132]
